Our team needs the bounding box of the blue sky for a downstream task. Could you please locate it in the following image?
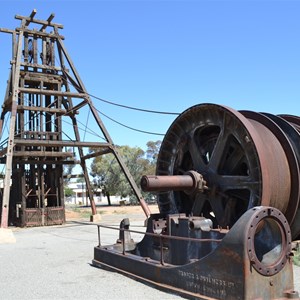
[0,0,299,151]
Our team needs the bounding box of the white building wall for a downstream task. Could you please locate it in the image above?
[65,182,129,205]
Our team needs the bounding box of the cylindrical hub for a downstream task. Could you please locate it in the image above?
[141,175,194,192]
[141,171,206,194]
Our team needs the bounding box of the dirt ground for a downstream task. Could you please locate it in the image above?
[65,204,160,220]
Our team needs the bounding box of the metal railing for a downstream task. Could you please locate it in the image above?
[96,223,222,266]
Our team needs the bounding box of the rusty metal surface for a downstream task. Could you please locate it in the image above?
[240,110,300,225]
[262,113,300,239]
[280,115,300,133]
[93,206,297,299]
[117,105,300,298]
[141,170,207,194]
[155,104,300,238]
[156,104,271,228]
[141,174,195,191]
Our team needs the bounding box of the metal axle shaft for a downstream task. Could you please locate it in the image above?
[141,170,207,194]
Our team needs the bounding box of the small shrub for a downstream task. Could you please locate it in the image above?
[292,242,300,266]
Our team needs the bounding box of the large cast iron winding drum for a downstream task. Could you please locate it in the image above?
[155,104,300,239]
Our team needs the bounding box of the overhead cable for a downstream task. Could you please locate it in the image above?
[96,108,165,136]
[60,69,180,116]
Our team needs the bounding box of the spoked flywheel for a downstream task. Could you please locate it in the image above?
[156,104,300,238]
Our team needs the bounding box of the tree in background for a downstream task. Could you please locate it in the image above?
[146,140,161,175]
[90,141,161,204]
[64,186,75,198]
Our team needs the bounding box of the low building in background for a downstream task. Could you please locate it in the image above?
[65,182,129,206]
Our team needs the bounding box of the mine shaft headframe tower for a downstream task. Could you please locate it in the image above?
[0,9,150,228]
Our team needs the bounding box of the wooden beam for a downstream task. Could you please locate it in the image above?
[18,87,87,98]
[1,27,24,228]
[1,27,65,40]
[81,149,112,160]
[29,9,37,18]
[68,99,88,112]
[20,62,61,72]
[40,13,55,31]
[17,27,64,39]
[3,95,12,108]
[22,130,60,136]
[12,159,79,165]
[20,71,63,85]
[17,105,67,115]
[13,151,73,157]
[24,9,37,26]
[15,13,63,29]
[0,28,15,35]
[14,139,110,148]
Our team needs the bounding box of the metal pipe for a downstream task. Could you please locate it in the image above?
[97,225,101,247]
[160,235,164,266]
[141,175,194,191]
[141,171,207,194]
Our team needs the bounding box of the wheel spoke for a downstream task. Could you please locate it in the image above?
[188,137,207,171]
[191,193,207,215]
[209,128,229,170]
[221,146,246,175]
[218,175,259,191]
[209,194,225,225]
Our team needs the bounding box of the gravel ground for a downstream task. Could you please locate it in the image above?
[0,211,299,300]
[0,213,180,300]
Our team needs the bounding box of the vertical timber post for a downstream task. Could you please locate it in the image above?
[1,28,24,228]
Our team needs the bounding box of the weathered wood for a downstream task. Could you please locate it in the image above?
[20,62,61,72]
[3,159,78,165]
[40,13,55,31]
[0,10,150,228]
[13,151,73,157]
[1,26,24,228]
[24,9,37,26]
[17,105,67,115]
[22,130,60,136]
[81,148,113,160]
[33,35,38,64]
[24,34,29,63]
[14,139,110,148]
[68,99,88,112]
[18,87,87,98]
[19,72,62,87]
[12,32,17,64]
[0,27,65,40]
[15,13,63,29]
[3,95,13,107]
[0,28,15,34]
[56,33,150,217]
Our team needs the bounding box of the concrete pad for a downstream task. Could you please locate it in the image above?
[0,228,16,244]
[90,214,101,222]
